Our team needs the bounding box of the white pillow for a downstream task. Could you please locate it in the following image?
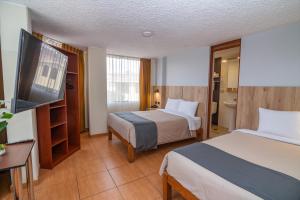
[165,98,181,111]
[258,108,300,141]
[177,100,199,117]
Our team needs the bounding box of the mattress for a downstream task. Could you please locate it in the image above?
[160,130,300,200]
[107,109,201,148]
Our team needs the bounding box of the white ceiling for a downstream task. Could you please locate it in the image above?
[5,0,300,58]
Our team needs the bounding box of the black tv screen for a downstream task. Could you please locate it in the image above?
[12,29,68,113]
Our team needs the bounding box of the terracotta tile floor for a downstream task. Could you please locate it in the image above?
[1,133,196,200]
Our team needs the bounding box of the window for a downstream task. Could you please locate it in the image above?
[107,55,140,112]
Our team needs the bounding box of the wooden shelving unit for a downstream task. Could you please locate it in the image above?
[36,51,80,169]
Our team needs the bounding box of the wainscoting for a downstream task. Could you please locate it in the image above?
[236,86,300,130]
[153,86,300,138]
[152,85,208,139]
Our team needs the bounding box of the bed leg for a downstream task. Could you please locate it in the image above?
[108,128,112,140]
[196,128,203,141]
[163,172,172,200]
[127,144,135,162]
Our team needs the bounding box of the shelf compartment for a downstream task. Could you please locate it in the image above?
[50,99,66,109]
[52,137,67,147]
[50,107,67,128]
[50,121,67,129]
[51,124,67,147]
[52,141,68,165]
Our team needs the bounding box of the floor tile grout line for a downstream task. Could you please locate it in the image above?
[72,140,118,200]
[110,173,147,187]
[17,133,187,199]
[115,176,150,200]
[79,187,119,200]
[145,173,164,195]
[90,137,129,171]
[145,176,163,197]
[107,166,126,200]
[75,173,81,200]
[75,167,117,199]
[116,176,163,199]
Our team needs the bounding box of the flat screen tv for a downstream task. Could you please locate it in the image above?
[11,29,68,113]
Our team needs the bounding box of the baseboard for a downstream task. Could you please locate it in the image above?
[89,132,108,137]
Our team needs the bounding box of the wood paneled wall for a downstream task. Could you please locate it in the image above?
[152,86,208,139]
[236,86,300,130]
[152,86,299,138]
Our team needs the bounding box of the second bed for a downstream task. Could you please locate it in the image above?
[108,108,202,162]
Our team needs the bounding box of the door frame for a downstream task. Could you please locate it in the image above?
[206,39,241,139]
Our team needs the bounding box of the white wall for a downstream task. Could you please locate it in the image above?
[150,58,157,85]
[0,2,39,180]
[153,22,300,88]
[156,57,167,86]
[154,47,210,86]
[87,47,107,135]
[240,22,300,87]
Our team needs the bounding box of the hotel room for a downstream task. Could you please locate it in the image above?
[0,1,299,200]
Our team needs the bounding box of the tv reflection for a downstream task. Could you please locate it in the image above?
[29,43,67,103]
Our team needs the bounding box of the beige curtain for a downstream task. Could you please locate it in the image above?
[139,58,151,111]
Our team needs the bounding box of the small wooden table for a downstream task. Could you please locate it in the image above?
[0,140,35,200]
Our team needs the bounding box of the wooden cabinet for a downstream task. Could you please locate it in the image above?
[36,51,80,169]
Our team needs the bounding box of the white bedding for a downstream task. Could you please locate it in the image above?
[160,130,300,200]
[239,129,300,146]
[159,109,201,131]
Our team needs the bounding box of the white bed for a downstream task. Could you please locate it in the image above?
[160,129,300,200]
[108,109,201,148]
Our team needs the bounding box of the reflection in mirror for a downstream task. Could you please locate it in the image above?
[210,47,240,138]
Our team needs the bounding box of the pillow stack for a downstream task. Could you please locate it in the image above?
[165,98,199,117]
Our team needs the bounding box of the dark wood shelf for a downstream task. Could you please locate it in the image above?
[52,151,67,166]
[50,99,66,107]
[51,124,67,147]
[52,137,67,147]
[50,104,66,109]
[52,141,67,163]
[50,121,67,129]
[68,144,80,154]
[67,71,78,75]
[36,50,80,169]
[50,106,67,128]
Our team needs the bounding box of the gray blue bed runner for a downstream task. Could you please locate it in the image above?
[174,143,300,200]
[114,112,157,152]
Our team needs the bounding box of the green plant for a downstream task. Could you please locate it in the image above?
[0,112,13,132]
[0,100,13,151]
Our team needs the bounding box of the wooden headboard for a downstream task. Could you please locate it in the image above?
[236,86,300,130]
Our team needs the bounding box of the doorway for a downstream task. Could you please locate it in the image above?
[207,40,241,138]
